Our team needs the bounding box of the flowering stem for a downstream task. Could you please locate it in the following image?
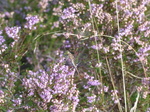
[88,0,104,103]
[105,57,123,112]
[115,1,127,112]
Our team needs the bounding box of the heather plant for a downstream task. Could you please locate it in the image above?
[0,0,150,112]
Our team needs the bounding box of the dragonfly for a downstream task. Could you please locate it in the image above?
[66,51,80,75]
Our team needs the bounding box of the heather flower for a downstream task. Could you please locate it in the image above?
[0,90,5,104]
[91,3,113,25]
[136,86,143,92]
[72,95,79,111]
[39,88,52,103]
[139,77,150,99]
[24,15,40,30]
[51,64,76,95]
[90,4,103,19]
[62,40,71,49]
[53,5,62,16]
[61,7,77,20]
[38,0,49,11]
[22,57,79,110]
[83,72,91,79]
[52,21,60,29]
[67,85,79,111]
[103,46,110,53]
[138,21,150,32]
[87,94,96,103]
[119,21,134,36]
[72,3,86,11]
[24,6,32,11]
[91,43,103,50]
[0,30,7,54]
[83,73,101,90]
[95,62,102,67]
[50,99,69,112]
[82,106,99,112]
[135,45,150,64]
[146,108,150,112]
[142,77,150,86]
[111,90,121,104]
[143,91,149,99]
[7,110,13,112]
[103,86,109,92]
[87,78,101,86]
[4,12,14,18]
[12,98,22,106]
[22,69,49,90]
[5,26,21,41]
[1,64,19,89]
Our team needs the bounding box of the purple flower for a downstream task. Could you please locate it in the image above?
[103,86,109,92]
[87,95,96,103]
[0,30,7,54]
[146,108,150,112]
[91,43,103,50]
[39,89,52,103]
[72,96,79,105]
[12,98,22,106]
[24,15,40,30]
[61,7,77,19]
[119,22,133,36]
[0,90,4,104]
[142,77,150,85]
[5,26,21,41]
[111,90,121,104]
[49,99,69,112]
[87,78,101,86]
[0,31,5,45]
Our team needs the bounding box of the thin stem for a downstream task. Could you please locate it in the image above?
[105,57,123,112]
[115,1,127,112]
[88,0,104,102]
